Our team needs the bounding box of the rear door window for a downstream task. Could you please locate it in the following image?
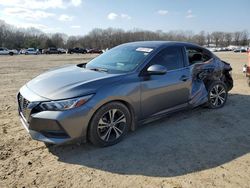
[149,47,184,71]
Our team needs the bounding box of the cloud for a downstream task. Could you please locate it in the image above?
[70,0,82,7]
[0,0,81,22]
[3,7,55,20]
[186,14,195,18]
[70,25,81,28]
[0,0,82,9]
[121,14,131,20]
[0,0,65,10]
[12,22,61,32]
[157,10,168,15]
[58,14,74,21]
[19,23,49,30]
[107,13,132,20]
[186,9,195,19]
[107,12,118,20]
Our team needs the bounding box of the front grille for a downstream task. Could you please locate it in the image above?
[18,93,31,121]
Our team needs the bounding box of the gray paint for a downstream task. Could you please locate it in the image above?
[17,41,233,144]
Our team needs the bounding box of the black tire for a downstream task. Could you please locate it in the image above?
[9,52,14,56]
[88,102,131,147]
[206,81,228,109]
[25,52,28,55]
[44,142,54,148]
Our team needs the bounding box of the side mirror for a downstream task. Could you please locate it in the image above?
[147,64,167,75]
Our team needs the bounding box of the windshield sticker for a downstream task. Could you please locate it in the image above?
[136,47,153,53]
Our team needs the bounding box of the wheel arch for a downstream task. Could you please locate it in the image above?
[85,99,137,143]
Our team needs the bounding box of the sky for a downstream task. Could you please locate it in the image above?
[0,0,249,36]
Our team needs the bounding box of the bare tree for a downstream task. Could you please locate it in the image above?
[211,32,224,47]
[240,30,249,46]
[0,19,249,50]
[51,33,64,48]
[225,32,232,46]
[233,32,241,46]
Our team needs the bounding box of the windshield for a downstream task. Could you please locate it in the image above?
[86,45,153,73]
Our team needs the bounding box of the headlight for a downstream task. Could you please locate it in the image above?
[39,95,93,111]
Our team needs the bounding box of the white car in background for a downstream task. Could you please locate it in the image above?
[19,49,27,54]
[25,48,39,55]
[207,48,217,52]
[0,47,18,56]
[57,48,67,54]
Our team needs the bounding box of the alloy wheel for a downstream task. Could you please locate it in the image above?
[97,109,127,142]
[209,84,226,107]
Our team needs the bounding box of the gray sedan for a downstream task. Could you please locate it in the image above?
[18,41,233,147]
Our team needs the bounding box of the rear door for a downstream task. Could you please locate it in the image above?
[140,46,191,118]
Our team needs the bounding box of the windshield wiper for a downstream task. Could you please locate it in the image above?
[89,67,108,73]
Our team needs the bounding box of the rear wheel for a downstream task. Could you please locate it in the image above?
[207,81,228,109]
[88,102,131,147]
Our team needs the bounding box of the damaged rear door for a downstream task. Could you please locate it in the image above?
[185,46,215,107]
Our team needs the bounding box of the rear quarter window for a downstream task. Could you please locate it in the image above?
[186,47,213,65]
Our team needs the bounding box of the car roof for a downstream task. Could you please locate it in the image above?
[121,41,203,49]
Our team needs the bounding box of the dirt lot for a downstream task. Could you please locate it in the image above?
[0,52,250,188]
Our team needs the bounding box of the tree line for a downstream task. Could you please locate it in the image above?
[0,20,249,50]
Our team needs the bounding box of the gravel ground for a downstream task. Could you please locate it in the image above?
[0,52,249,188]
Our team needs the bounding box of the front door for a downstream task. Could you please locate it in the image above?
[140,46,191,118]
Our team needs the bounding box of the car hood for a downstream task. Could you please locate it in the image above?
[26,65,124,100]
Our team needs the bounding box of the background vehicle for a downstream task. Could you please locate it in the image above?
[18,41,233,147]
[57,48,67,54]
[68,47,87,54]
[88,48,103,54]
[37,49,43,54]
[0,47,18,55]
[234,48,247,53]
[19,49,26,54]
[43,47,60,54]
[25,48,39,55]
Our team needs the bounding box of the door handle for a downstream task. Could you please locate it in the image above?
[180,75,189,81]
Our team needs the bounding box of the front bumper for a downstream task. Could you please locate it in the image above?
[18,85,93,144]
[19,115,71,144]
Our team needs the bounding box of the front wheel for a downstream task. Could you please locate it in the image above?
[88,102,131,147]
[206,81,228,109]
